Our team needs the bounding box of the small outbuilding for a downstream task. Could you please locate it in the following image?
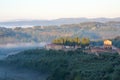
[45,44,63,50]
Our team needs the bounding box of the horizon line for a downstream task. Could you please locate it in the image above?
[0,17,120,22]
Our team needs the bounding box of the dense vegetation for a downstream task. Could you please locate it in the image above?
[112,36,120,48]
[52,37,90,47]
[0,22,120,44]
[2,49,120,80]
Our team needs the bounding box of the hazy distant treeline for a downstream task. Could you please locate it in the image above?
[0,22,120,44]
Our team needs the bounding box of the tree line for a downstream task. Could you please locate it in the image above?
[52,37,90,47]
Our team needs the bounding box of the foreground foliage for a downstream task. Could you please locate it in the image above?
[3,49,120,80]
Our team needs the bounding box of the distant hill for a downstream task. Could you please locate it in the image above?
[0,21,120,44]
[1,17,120,27]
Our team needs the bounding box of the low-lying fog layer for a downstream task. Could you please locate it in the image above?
[0,65,48,80]
[0,42,48,80]
[0,42,46,59]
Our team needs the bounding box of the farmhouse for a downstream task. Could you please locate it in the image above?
[104,40,112,49]
[45,38,120,55]
[88,39,119,54]
[45,43,82,51]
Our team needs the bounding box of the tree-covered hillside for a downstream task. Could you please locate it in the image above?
[113,36,120,48]
[0,22,120,44]
[2,49,120,80]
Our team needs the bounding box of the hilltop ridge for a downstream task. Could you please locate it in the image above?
[0,21,120,44]
[1,17,120,26]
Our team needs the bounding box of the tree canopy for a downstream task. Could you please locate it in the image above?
[52,37,90,47]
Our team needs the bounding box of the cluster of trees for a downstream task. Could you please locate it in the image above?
[52,37,90,47]
[3,49,120,80]
[113,36,120,48]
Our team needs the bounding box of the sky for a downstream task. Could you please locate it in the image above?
[0,0,120,21]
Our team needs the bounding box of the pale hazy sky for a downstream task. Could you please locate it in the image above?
[0,0,120,21]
